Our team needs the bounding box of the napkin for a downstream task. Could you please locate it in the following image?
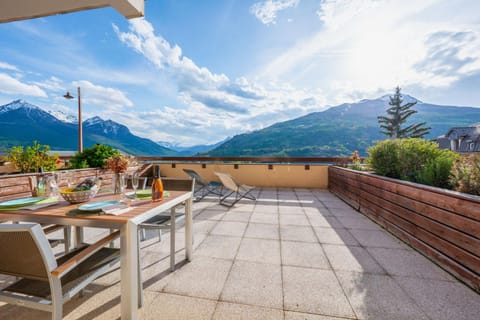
[23,198,59,210]
[102,204,132,215]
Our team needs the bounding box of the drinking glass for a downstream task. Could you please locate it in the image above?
[131,172,140,201]
[118,173,128,203]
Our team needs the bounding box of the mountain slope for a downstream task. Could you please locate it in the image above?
[207,96,480,157]
[0,100,177,156]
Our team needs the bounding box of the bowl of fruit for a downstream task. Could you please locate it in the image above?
[60,178,102,204]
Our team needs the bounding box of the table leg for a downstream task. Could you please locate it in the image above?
[120,221,139,320]
[185,196,193,261]
[170,207,175,271]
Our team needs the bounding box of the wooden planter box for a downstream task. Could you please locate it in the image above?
[329,166,480,292]
[0,168,115,201]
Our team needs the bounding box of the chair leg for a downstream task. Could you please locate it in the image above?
[63,226,71,253]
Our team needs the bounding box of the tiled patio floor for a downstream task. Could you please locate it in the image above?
[1,188,479,319]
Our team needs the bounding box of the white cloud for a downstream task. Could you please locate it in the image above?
[250,0,300,25]
[114,18,327,145]
[259,0,480,104]
[0,61,19,71]
[0,73,47,97]
[34,76,64,92]
[71,80,133,110]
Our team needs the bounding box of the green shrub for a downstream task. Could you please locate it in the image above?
[417,153,457,188]
[450,154,480,195]
[69,144,120,169]
[367,139,401,178]
[7,141,58,173]
[367,138,457,188]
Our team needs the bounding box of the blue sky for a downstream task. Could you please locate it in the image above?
[1,0,480,146]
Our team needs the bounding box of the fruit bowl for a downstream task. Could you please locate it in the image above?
[60,188,98,204]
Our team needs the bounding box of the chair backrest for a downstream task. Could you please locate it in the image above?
[214,172,239,191]
[183,169,209,187]
[162,178,195,192]
[0,223,56,281]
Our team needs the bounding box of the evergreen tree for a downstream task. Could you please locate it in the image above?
[378,87,430,139]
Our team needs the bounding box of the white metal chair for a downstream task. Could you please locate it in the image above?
[138,178,194,270]
[214,172,256,207]
[0,223,120,320]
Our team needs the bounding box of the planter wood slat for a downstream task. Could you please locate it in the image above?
[329,166,480,292]
[359,183,480,252]
[358,172,480,221]
[359,188,480,272]
[360,203,480,291]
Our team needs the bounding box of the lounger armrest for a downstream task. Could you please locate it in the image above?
[51,230,120,278]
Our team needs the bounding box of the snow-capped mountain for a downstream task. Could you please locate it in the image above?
[47,110,77,123]
[0,100,178,156]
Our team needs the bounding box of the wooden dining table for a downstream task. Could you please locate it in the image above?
[0,190,194,320]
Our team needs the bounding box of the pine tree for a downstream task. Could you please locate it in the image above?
[378,87,430,139]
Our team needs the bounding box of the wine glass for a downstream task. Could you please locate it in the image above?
[130,172,140,201]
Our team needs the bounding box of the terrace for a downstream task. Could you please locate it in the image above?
[0,159,479,319]
[1,2,479,319]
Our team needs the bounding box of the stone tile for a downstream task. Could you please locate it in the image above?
[282,266,355,318]
[213,302,284,320]
[368,247,455,280]
[321,199,352,210]
[303,206,330,216]
[196,210,226,221]
[284,311,347,320]
[221,261,283,309]
[222,211,252,222]
[281,241,330,269]
[279,213,310,226]
[254,204,278,214]
[193,219,218,234]
[329,207,361,217]
[395,276,480,320]
[237,238,281,265]
[314,227,359,245]
[141,251,182,292]
[323,244,385,274]
[349,229,407,249]
[336,271,429,320]
[163,256,232,299]
[306,214,343,228]
[211,221,247,237]
[336,216,382,230]
[279,205,305,215]
[250,213,279,224]
[244,223,280,240]
[140,292,217,320]
[194,235,242,260]
[229,203,256,212]
[280,225,318,242]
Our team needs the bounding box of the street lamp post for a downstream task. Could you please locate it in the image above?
[63,87,83,153]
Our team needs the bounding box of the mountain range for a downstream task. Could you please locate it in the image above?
[1,96,479,157]
[0,100,176,156]
[205,95,480,157]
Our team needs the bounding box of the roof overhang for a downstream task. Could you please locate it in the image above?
[0,0,144,23]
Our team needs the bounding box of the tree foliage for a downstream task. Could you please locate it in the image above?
[7,141,58,173]
[69,144,120,169]
[378,87,431,139]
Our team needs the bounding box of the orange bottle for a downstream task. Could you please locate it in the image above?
[151,165,164,202]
